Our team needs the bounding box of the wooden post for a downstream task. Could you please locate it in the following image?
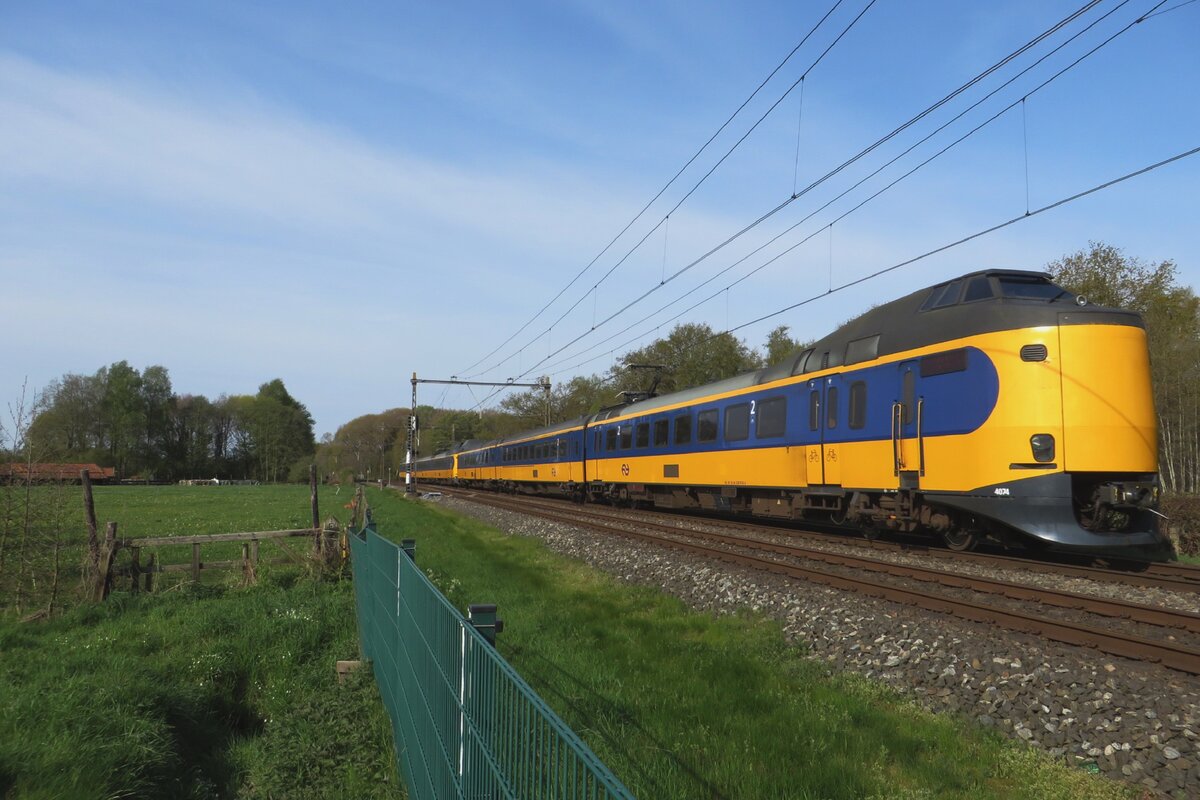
[129,546,141,593]
[192,543,201,582]
[251,539,259,569]
[144,554,155,593]
[310,464,320,552]
[92,522,118,602]
[241,542,257,586]
[80,469,99,573]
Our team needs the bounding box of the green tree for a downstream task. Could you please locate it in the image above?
[27,373,103,460]
[761,325,807,366]
[330,408,407,480]
[610,322,759,397]
[100,361,145,478]
[498,374,615,430]
[241,380,316,483]
[138,365,174,478]
[1048,242,1200,493]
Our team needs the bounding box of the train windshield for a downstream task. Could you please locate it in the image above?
[998,275,1072,301]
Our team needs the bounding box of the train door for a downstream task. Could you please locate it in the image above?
[804,379,824,485]
[804,375,844,486]
[892,360,923,488]
[822,374,843,486]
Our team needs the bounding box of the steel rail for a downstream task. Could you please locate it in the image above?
[454,490,1200,633]
[438,487,1200,675]
[433,484,1200,593]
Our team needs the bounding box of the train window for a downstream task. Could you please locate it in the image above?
[756,396,786,439]
[845,335,880,365]
[921,348,968,377]
[635,422,649,448]
[792,348,814,376]
[606,429,617,451]
[725,403,750,442]
[809,390,820,431]
[674,414,692,445]
[697,409,718,443]
[920,279,964,311]
[962,276,994,302]
[619,426,632,450]
[902,370,915,425]
[653,419,669,446]
[827,386,839,429]
[849,382,867,429]
[999,275,1068,300]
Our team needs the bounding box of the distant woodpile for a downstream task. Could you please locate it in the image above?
[177,479,261,486]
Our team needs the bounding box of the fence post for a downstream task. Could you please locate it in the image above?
[144,554,155,593]
[310,464,321,552]
[92,522,119,602]
[192,543,201,582]
[80,469,99,575]
[128,546,141,593]
[242,542,257,585]
[468,604,503,646]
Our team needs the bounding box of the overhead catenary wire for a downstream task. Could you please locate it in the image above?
[465,0,1187,413]
[454,0,849,378]
[469,0,1105,394]
[543,143,1200,380]
[530,0,1152,379]
[464,0,880,381]
[727,143,1200,335]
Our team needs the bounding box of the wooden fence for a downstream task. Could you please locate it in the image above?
[83,464,354,601]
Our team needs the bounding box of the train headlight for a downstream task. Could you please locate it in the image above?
[1030,433,1055,463]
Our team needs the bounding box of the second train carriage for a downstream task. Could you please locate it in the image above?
[414,269,1172,561]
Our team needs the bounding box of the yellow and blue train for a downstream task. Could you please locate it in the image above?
[416,269,1171,561]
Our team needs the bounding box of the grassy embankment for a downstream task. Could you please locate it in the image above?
[1,483,1143,798]
[0,485,401,800]
[366,487,1135,800]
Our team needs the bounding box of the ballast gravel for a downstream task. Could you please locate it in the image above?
[440,495,1200,798]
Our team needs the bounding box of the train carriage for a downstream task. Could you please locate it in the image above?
[415,269,1171,561]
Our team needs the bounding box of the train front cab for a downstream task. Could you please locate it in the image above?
[914,310,1168,560]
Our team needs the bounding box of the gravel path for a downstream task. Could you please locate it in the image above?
[440,494,1200,798]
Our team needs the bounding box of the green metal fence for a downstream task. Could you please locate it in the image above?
[350,523,636,800]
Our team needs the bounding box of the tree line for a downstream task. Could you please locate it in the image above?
[18,362,316,483]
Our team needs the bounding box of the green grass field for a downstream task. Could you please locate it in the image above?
[0,485,401,800]
[363,487,1135,800]
[1,484,1139,799]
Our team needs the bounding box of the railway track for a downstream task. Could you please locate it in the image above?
[430,484,1200,594]
[432,485,1200,676]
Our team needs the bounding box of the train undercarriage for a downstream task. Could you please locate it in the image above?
[434,471,1173,563]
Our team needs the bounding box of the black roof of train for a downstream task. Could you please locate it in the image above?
[592,269,1142,421]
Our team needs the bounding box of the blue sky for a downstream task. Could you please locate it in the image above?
[2,0,1197,436]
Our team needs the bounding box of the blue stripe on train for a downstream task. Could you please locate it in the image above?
[470,347,999,466]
